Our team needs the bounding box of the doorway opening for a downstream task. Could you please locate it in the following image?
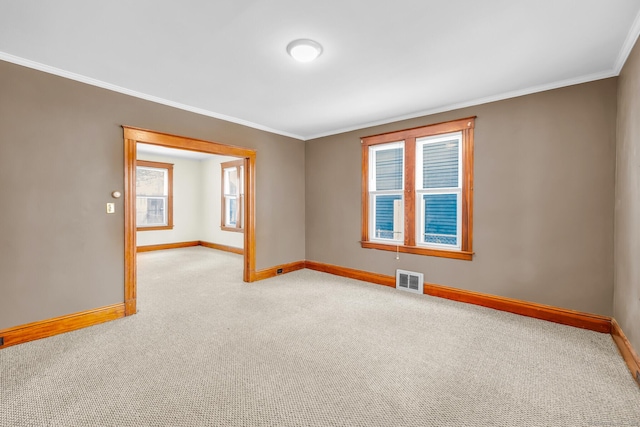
[123,126,257,316]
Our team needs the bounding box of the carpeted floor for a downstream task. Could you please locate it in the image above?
[1,246,639,426]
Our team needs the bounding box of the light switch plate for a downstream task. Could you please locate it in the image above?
[106,203,115,214]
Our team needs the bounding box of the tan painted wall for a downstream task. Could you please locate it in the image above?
[306,79,617,315]
[615,38,640,351]
[0,60,305,329]
[0,56,621,330]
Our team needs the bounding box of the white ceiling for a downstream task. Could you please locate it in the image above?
[1,1,639,141]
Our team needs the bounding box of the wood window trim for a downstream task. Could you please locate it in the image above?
[361,116,475,261]
[136,159,174,231]
[220,159,245,233]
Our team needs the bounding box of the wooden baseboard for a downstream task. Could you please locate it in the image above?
[137,241,199,252]
[423,282,611,333]
[0,303,125,349]
[199,241,244,255]
[3,259,635,386]
[252,261,307,281]
[305,261,395,287]
[137,241,244,255]
[611,318,640,385]
[304,261,611,333]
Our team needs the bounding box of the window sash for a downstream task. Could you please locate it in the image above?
[370,192,404,242]
[368,141,404,243]
[369,141,404,192]
[225,195,238,227]
[416,189,462,250]
[224,167,238,196]
[136,196,168,226]
[415,132,462,191]
[136,166,168,197]
[415,131,463,249]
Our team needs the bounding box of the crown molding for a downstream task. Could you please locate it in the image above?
[614,8,640,74]
[0,52,306,141]
[305,70,616,140]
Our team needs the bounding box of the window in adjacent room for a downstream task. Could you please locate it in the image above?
[361,117,475,260]
[136,160,173,231]
[221,159,244,232]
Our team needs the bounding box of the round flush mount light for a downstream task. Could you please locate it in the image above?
[286,39,323,62]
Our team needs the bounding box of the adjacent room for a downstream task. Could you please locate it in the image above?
[1,1,639,426]
[135,143,245,254]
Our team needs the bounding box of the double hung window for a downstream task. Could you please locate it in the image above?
[361,117,475,260]
[369,142,405,242]
[136,160,173,230]
[221,159,244,232]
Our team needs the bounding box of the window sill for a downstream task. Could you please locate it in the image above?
[221,226,244,233]
[360,241,473,261]
[137,225,174,232]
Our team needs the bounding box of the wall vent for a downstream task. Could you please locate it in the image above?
[396,270,424,294]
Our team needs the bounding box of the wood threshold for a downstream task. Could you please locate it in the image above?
[611,318,640,385]
[304,260,611,333]
[0,303,125,349]
[199,241,244,255]
[137,241,200,252]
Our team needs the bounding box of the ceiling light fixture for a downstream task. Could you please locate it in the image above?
[286,39,323,63]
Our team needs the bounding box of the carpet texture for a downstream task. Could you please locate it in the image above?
[1,246,639,426]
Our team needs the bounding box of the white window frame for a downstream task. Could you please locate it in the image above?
[415,132,463,250]
[368,141,405,243]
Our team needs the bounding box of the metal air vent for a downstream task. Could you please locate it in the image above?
[396,269,424,294]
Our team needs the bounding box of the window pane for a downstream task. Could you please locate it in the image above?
[225,167,238,195]
[374,194,402,240]
[137,168,166,196]
[422,139,459,189]
[375,147,403,191]
[226,196,237,227]
[136,197,166,226]
[423,194,457,246]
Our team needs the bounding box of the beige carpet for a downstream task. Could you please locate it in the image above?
[1,246,639,426]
